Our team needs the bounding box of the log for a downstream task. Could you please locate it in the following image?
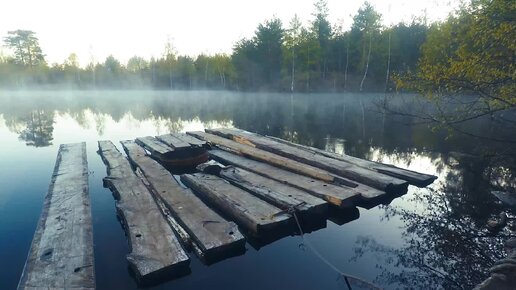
[98,141,189,280]
[120,140,245,260]
[206,128,408,193]
[197,162,328,218]
[267,135,437,187]
[135,136,174,159]
[180,173,292,236]
[156,134,191,150]
[18,143,95,290]
[209,150,382,207]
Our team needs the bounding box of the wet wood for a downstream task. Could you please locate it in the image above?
[98,141,189,280]
[198,162,328,218]
[120,140,245,260]
[180,173,292,235]
[268,135,437,187]
[206,128,408,193]
[209,149,383,207]
[156,134,191,150]
[18,143,95,290]
[135,136,174,159]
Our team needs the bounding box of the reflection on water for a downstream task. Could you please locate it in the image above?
[0,90,514,290]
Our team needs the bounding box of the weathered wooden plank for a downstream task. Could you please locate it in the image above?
[267,135,437,187]
[209,150,383,207]
[206,128,408,193]
[18,143,95,290]
[98,141,189,280]
[198,162,328,217]
[173,133,207,147]
[135,136,174,158]
[156,134,191,150]
[120,140,245,260]
[180,173,292,236]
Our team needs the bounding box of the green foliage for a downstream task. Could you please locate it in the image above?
[3,30,45,67]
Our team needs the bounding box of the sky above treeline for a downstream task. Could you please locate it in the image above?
[0,0,460,66]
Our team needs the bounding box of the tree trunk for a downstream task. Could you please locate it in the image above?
[360,33,372,92]
[344,45,349,90]
[385,32,391,92]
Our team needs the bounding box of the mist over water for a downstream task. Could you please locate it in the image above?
[0,90,514,290]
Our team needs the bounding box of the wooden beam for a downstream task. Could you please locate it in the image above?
[172,133,207,147]
[135,136,174,158]
[206,128,408,193]
[209,150,383,207]
[267,135,437,187]
[18,143,95,290]
[120,140,245,261]
[180,173,292,236]
[198,162,328,218]
[98,141,189,281]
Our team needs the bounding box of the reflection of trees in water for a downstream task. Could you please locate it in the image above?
[351,154,515,290]
[10,110,55,147]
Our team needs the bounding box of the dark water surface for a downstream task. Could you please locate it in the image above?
[0,91,514,290]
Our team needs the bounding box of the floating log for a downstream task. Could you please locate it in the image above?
[206,128,408,193]
[121,140,245,261]
[180,173,292,236]
[209,149,382,207]
[18,143,95,290]
[197,161,328,218]
[98,141,189,281]
[267,135,437,187]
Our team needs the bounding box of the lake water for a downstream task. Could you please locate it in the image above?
[0,90,514,290]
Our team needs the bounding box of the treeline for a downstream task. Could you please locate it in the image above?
[0,1,429,92]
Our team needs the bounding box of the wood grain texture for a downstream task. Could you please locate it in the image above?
[172,133,207,147]
[156,134,191,150]
[18,143,95,290]
[180,173,292,236]
[121,140,245,260]
[98,141,189,280]
[135,136,174,157]
[267,135,437,187]
[209,149,384,206]
[199,163,328,217]
[206,128,408,193]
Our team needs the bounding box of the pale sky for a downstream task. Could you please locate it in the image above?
[0,0,460,66]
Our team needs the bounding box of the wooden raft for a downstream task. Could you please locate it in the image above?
[98,141,189,281]
[18,143,95,290]
[120,140,245,260]
[136,134,208,167]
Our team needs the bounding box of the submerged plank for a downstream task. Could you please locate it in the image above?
[98,141,189,280]
[198,162,328,217]
[120,140,245,260]
[18,143,95,290]
[209,150,383,206]
[156,134,191,150]
[206,128,408,193]
[180,173,292,235]
[267,135,437,187]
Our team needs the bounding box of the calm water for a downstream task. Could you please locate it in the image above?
[0,90,514,290]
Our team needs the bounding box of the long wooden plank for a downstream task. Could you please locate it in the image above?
[198,162,328,217]
[209,150,383,207]
[18,143,95,290]
[267,135,437,187]
[206,128,408,193]
[156,134,191,150]
[180,173,292,236]
[120,140,245,260]
[98,141,189,280]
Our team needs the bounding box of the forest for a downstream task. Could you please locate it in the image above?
[0,0,513,95]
